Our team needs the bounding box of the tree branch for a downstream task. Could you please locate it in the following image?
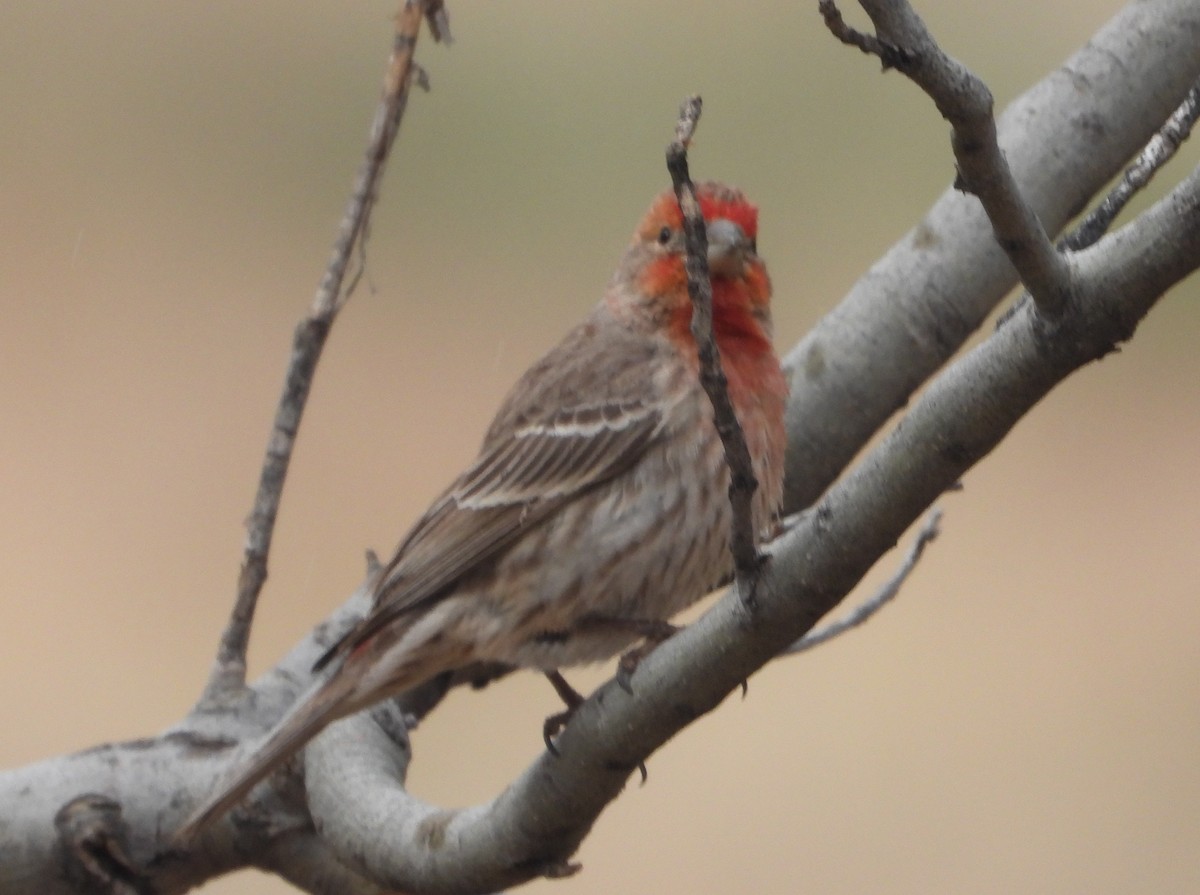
[202,0,446,703]
[54,795,147,895]
[1062,76,1200,252]
[783,0,1200,512]
[258,832,398,895]
[665,95,765,605]
[822,0,1072,314]
[782,506,942,656]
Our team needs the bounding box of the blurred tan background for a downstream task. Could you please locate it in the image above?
[2,2,1198,893]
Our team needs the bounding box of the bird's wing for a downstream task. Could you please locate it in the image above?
[317,317,671,666]
[388,397,663,602]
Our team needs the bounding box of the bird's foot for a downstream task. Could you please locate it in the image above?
[614,620,680,694]
[542,670,585,756]
[542,669,650,782]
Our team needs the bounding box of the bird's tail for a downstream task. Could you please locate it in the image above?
[173,672,359,843]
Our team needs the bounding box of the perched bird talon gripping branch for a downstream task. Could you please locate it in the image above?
[177,181,787,841]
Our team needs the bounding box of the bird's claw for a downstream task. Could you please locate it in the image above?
[616,654,638,694]
[543,709,575,756]
[613,620,681,693]
[542,670,586,756]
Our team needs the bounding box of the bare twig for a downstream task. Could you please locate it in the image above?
[664,95,764,606]
[1061,77,1200,252]
[1000,79,1200,331]
[781,507,942,656]
[819,0,1072,316]
[422,0,453,44]
[201,0,444,704]
[818,0,913,69]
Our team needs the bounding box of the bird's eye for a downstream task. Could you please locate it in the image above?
[657,226,672,245]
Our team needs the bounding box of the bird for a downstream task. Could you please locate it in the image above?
[177,181,787,840]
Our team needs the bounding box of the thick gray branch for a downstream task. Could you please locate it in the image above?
[783,0,1200,511]
[782,505,942,655]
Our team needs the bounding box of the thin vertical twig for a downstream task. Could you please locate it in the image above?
[201,1,448,704]
[665,96,764,607]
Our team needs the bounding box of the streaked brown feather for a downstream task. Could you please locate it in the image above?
[317,312,668,668]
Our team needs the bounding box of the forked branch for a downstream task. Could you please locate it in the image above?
[819,0,1072,315]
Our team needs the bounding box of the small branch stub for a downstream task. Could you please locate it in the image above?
[817,0,914,70]
[54,795,146,895]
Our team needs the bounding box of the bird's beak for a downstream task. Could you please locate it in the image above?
[706,218,752,277]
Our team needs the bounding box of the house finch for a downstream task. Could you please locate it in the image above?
[178,181,787,839]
